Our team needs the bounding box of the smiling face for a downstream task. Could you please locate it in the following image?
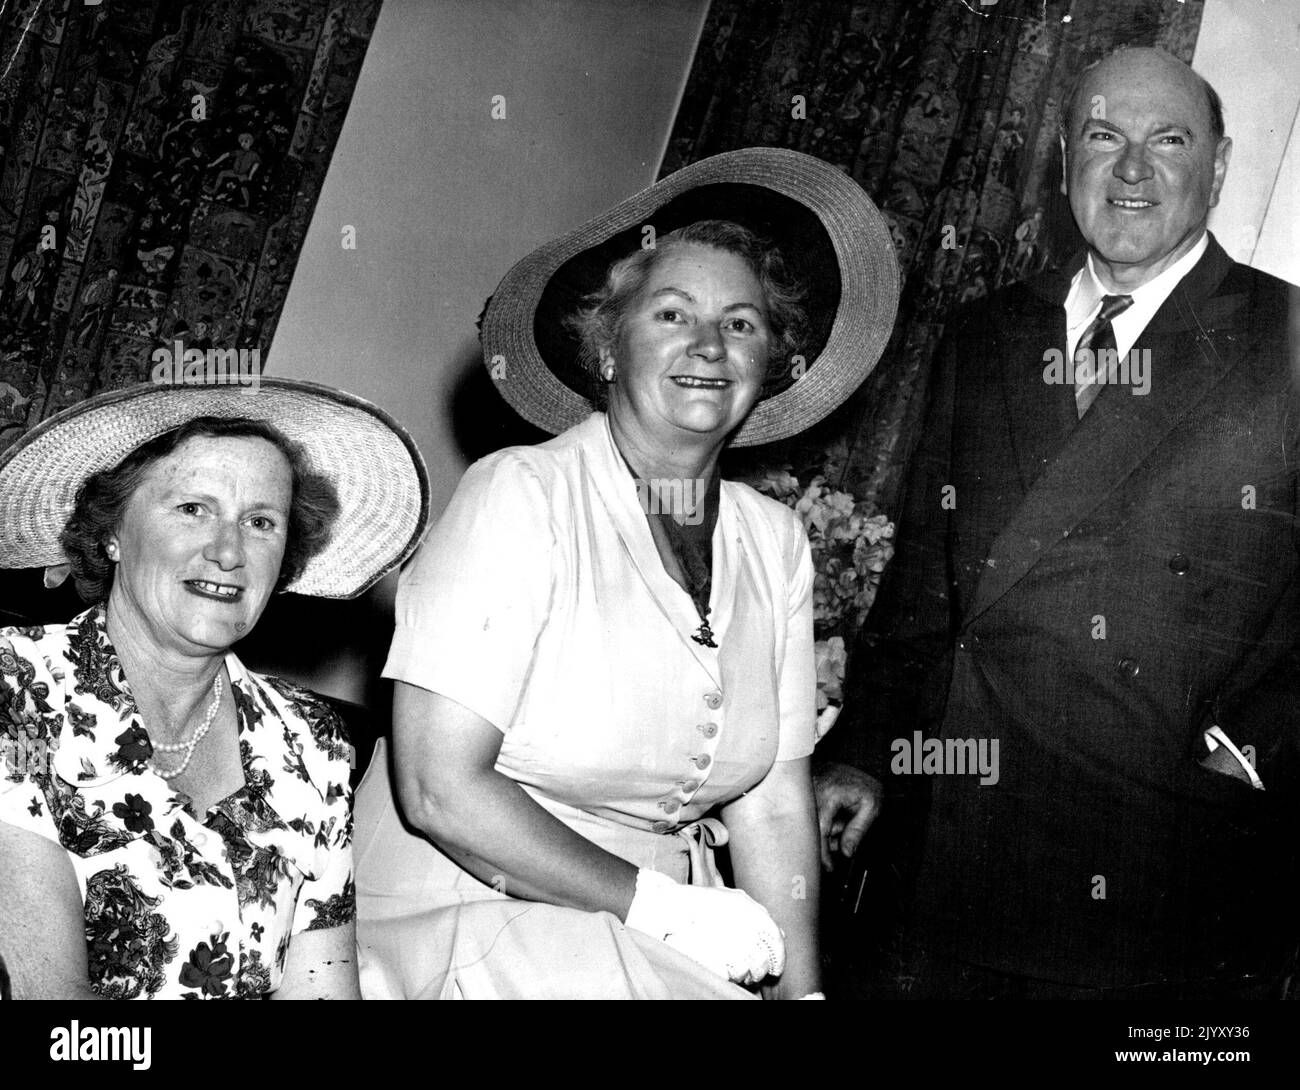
[1062,49,1230,289]
[602,243,772,445]
[106,435,292,658]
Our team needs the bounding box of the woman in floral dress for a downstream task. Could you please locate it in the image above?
[0,378,427,999]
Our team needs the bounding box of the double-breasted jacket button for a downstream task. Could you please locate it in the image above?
[680,779,701,793]
[698,722,719,738]
[704,690,723,710]
[1167,554,1190,575]
[691,754,711,770]
[651,820,673,834]
[1116,657,1140,680]
[659,798,681,813]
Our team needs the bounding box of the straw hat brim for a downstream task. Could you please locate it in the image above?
[0,378,430,599]
[481,147,901,447]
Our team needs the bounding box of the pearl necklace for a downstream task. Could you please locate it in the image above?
[149,673,223,780]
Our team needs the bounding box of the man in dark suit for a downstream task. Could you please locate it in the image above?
[817,46,1299,998]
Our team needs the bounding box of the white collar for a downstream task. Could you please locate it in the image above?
[1066,232,1209,359]
[1082,231,1208,311]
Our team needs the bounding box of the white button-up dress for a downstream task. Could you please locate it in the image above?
[355,412,815,998]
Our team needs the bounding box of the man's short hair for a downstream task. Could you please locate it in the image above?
[1058,48,1225,146]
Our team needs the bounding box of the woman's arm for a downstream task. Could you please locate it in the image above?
[274,923,360,999]
[720,756,822,999]
[392,681,639,916]
[0,820,100,999]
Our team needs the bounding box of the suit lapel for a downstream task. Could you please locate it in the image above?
[967,239,1240,623]
[998,263,1079,492]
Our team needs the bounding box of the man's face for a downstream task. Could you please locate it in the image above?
[1062,49,1231,287]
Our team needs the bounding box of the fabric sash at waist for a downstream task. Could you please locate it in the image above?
[525,789,729,888]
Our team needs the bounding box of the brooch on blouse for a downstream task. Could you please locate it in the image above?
[691,617,717,648]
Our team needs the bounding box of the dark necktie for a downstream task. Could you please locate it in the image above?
[1074,293,1133,417]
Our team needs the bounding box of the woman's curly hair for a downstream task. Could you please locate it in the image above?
[60,416,339,603]
[566,219,808,408]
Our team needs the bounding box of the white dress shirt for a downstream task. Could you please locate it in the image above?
[1064,231,1209,361]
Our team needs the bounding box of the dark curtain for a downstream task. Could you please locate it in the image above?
[0,0,381,450]
[670,0,1206,520]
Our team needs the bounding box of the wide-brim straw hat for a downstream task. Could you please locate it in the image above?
[481,146,900,447]
[0,378,430,598]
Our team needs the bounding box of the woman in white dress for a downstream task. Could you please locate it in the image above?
[355,148,899,999]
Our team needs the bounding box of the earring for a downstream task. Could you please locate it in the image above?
[105,542,119,561]
[601,362,617,383]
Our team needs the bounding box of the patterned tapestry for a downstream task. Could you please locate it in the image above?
[0,0,382,450]
[669,0,1205,521]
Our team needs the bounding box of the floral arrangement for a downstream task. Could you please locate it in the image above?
[750,466,895,734]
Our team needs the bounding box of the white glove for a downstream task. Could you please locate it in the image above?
[624,868,785,986]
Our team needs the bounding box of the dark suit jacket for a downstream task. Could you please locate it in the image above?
[826,236,1300,988]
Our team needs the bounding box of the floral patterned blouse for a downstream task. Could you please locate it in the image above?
[0,606,354,999]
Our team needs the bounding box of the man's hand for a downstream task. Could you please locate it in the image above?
[813,761,883,870]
